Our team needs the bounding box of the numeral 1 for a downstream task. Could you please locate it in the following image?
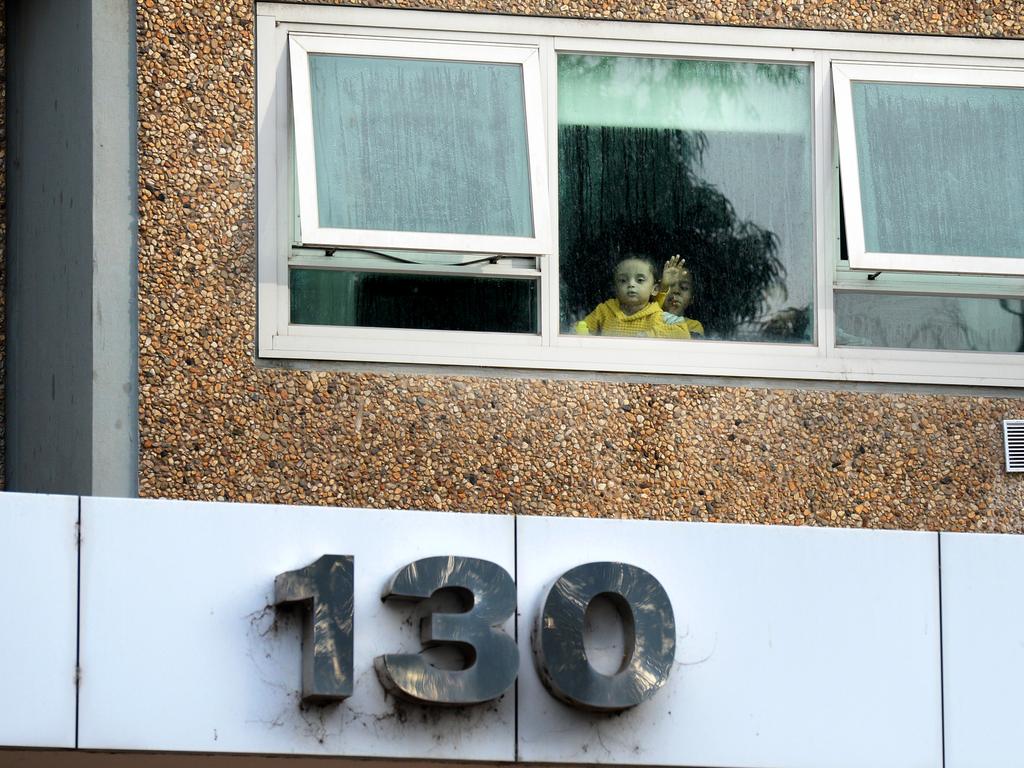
[274,554,354,704]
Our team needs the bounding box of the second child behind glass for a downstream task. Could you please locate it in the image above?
[659,255,704,337]
[575,255,693,339]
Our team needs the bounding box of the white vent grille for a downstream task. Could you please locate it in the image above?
[1005,420,1024,472]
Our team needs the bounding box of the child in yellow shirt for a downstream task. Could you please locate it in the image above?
[575,255,692,339]
[658,255,704,337]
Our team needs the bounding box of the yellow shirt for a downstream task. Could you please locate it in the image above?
[575,300,692,339]
[662,313,704,336]
[656,291,704,336]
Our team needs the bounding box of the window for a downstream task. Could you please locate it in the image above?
[278,32,549,335]
[834,63,1024,276]
[832,62,1024,359]
[556,54,814,343]
[289,34,550,256]
[256,4,1024,386]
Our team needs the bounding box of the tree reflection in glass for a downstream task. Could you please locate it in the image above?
[558,55,814,342]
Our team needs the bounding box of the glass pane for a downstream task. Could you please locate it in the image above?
[290,269,538,333]
[835,291,1024,352]
[852,82,1024,259]
[558,55,814,343]
[308,54,533,237]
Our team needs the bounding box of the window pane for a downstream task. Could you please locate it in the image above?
[852,82,1024,260]
[290,269,538,333]
[308,54,533,237]
[558,55,814,342]
[835,291,1024,352]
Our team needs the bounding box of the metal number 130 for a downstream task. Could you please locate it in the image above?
[274,555,674,712]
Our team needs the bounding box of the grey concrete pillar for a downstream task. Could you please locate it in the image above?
[6,0,138,496]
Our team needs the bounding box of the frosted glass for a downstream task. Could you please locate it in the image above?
[309,54,533,237]
[852,82,1024,260]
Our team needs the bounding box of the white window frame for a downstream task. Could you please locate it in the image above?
[833,61,1024,277]
[257,3,1024,387]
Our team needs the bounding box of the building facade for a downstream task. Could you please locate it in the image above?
[3,0,1024,765]
[4,0,1024,527]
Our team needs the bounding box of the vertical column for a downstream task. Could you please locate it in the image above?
[6,0,137,496]
[90,0,138,497]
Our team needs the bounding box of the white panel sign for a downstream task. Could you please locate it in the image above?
[77,497,515,759]
[516,516,943,768]
[941,532,1024,768]
[0,491,79,748]
[60,494,954,765]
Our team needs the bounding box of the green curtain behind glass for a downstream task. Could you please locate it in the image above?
[558,55,810,133]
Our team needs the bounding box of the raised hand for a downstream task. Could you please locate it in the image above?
[661,254,686,290]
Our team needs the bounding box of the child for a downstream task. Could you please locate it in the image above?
[658,254,704,337]
[576,255,692,339]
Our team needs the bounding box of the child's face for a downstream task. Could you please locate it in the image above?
[613,258,656,315]
[663,273,693,316]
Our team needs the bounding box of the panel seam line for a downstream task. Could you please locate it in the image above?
[75,495,82,749]
[514,513,520,763]
[938,532,946,768]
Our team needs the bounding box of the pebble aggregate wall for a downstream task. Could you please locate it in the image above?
[135,0,1024,531]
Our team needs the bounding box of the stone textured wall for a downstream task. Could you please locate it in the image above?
[271,0,1024,34]
[136,0,1024,532]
